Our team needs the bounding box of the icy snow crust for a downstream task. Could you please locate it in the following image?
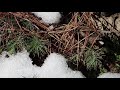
[0,50,85,78]
[32,12,61,24]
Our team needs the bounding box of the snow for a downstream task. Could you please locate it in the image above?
[0,50,34,78]
[32,12,61,24]
[97,72,120,78]
[0,50,85,78]
[35,53,85,78]
[98,41,104,45]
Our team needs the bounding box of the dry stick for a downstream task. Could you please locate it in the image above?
[82,31,89,48]
[66,32,75,47]
[83,13,100,48]
[29,18,50,31]
[60,23,73,40]
[63,34,74,52]
[87,13,97,32]
[61,31,68,41]
[50,15,79,34]
[68,12,78,24]
[75,12,79,25]
[88,18,100,47]
[22,27,42,38]
[0,24,7,31]
[49,27,78,34]
[53,13,78,53]
[77,32,80,69]
[48,37,52,54]
[11,12,50,31]
[79,31,89,62]
[0,18,12,31]
[48,33,63,44]
[53,33,60,40]
[78,13,86,23]
[67,32,95,52]
[10,14,18,32]
[56,13,79,49]
[14,15,22,30]
[65,33,70,43]
[83,12,97,34]
[55,25,66,30]
[90,34,100,48]
[51,42,63,52]
[21,25,45,37]
[1,24,12,32]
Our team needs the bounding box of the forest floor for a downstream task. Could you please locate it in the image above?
[0,12,120,78]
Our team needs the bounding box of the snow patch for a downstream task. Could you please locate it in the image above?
[0,50,34,78]
[97,72,120,78]
[32,12,61,24]
[35,53,85,78]
[0,50,85,78]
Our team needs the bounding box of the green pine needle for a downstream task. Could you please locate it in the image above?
[7,36,24,54]
[25,36,47,57]
[84,48,102,70]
